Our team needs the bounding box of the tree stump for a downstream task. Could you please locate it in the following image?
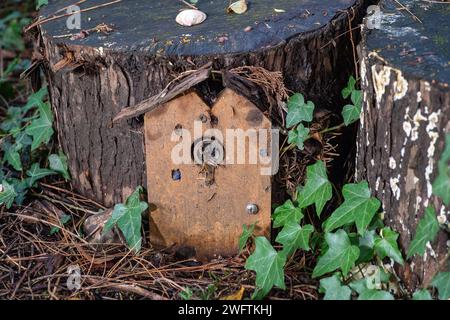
[357,0,450,292]
[39,0,375,207]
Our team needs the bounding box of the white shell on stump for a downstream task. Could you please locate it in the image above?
[176,9,207,27]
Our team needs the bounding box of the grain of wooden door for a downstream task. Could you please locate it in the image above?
[144,89,273,259]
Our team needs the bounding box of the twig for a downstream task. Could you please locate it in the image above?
[83,277,167,300]
[54,0,88,14]
[180,0,198,10]
[1,212,89,244]
[392,0,423,23]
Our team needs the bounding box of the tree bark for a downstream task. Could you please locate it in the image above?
[39,0,376,206]
[357,0,450,292]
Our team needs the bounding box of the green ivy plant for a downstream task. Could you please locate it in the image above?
[285,93,314,150]
[242,77,450,300]
[103,186,148,253]
[341,76,363,126]
[406,133,450,300]
[0,87,70,209]
[241,77,405,300]
[36,0,48,10]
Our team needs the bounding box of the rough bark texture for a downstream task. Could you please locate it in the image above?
[357,0,450,292]
[40,0,376,206]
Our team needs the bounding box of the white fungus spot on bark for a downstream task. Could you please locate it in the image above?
[390,177,401,200]
[389,157,397,169]
[361,58,367,86]
[438,206,448,225]
[425,111,441,198]
[411,109,427,141]
[372,65,391,108]
[403,121,412,137]
[393,70,408,100]
[425,242,437,259]
[398,217,407,231]
[417,91,422,103]
[415,196,422,215]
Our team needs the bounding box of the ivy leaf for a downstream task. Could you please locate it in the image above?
[319,274,352,300]
[433,174,450,206]
[285,93,314,128]
[349,278,368,295]
[342,103,361,126]
[351,90,362,107]
[179,287,193,300]
[287,123,309,150]
[14,131,32,147]
[239,222,256,252]
[356,229,376,264]
[431,272,450,300]
[0,107,23,132]
[2,142,22,171]
[407,207,440,259]
[359,229,376,249]
[49,152,70,180]
[49,214,71,235]
[374,227,404,265]
[312,230,360,278]
[323,181,380,235]
[272,199,303,228]
[432,134,450,205]
[275,221,314,256]
[349,277,394,300]
[245,236,286,299]
[342,76,356,99]
[297,160,332,217]
[103,186,148,253]
[0,180,18,209]
[412,289,432,300]
[357,289,394,300]
[23,87,48,112]
[26,163,57,187]
[8,178,29,205]
[36,0,49,10]
[25,101,54,151]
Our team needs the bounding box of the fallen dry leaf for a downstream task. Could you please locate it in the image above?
[220,287,245,300]
[227,0,248,14]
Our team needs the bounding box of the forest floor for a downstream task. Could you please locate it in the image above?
[0,1,320,300]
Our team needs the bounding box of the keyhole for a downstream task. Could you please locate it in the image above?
[191,136,224,166]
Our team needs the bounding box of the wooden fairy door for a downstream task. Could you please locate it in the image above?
[144,89,273,259]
